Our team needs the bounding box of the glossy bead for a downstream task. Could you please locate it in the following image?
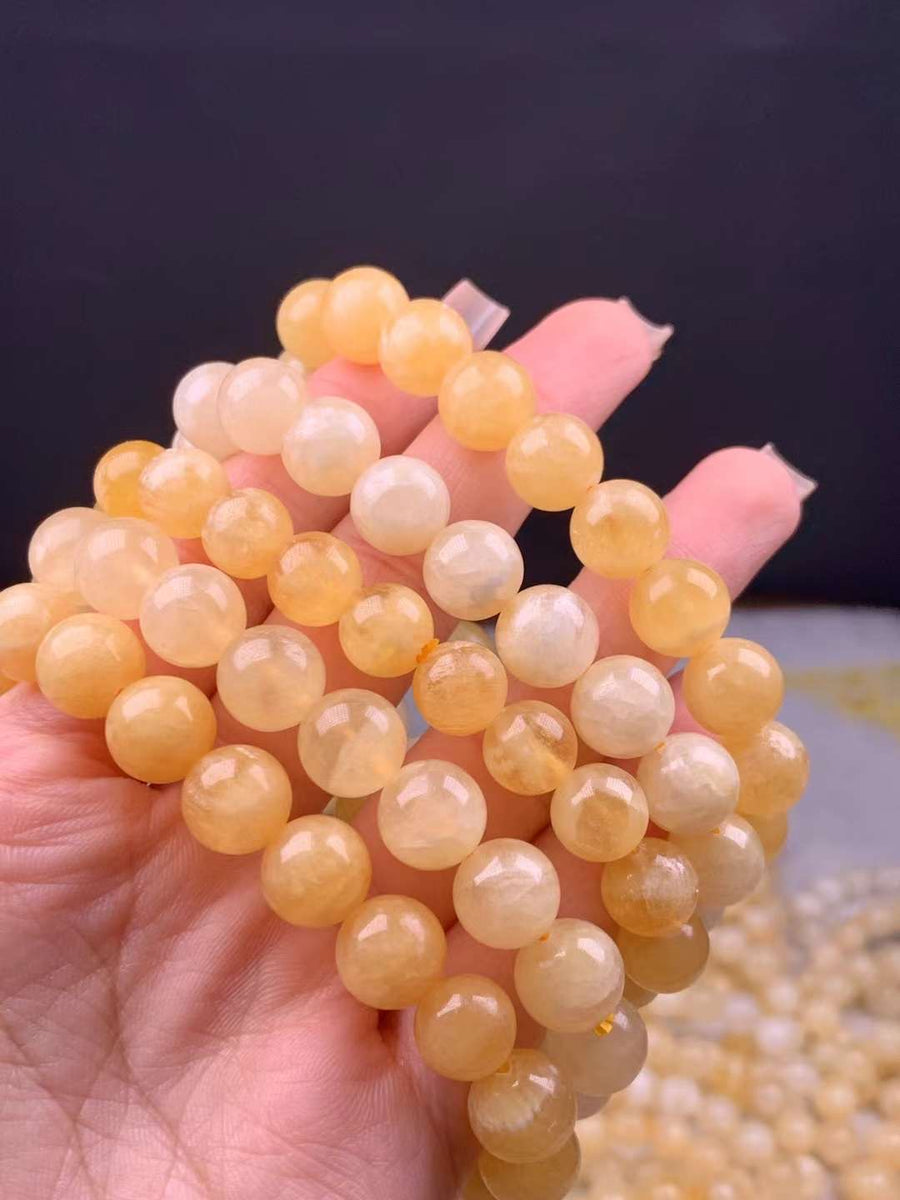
[550,763,648,863]
[75,518,180,619]
[0,584,81,682]
[570,478,669,578]
[217,357,308,455]
[281,395,380,497]
[105,675,216,784]
[216,624,325,731]
[684,637,783,737]
[28,507,105,593]
[138,447,230,538]
[35,613,145,718]
[453,839,560,950]
[505,413,604,511]
[182,744,291,854]
[377,759,486,870]
[543,1001,648,1095]
[616,914,710,993]
[744,810,789,859]
[514,918,624,1033]
[601,838,699,937]
[201,488,293,579]
[139,563,246,668]
[350,456,450,556]
[298,688,407,798]
[423,520,524,620]
[622,977,658,1008]
[171,361,237,460]
[483,701,577,795]
[570,655,675,758]
[338,583,434,678]
[478,1135,581,1200]
[671,815,765,908]
[414,974,516,1081]
[726,721,810,816]
[379,297,473,396]
[468,1049,576,1164]
[335,894,446,1008]
[629,558,731,658]
[268,532,363,626]
[438,350,536,451]
[494,585,599,688]
[321,266,409,365]
[93,441,165,517]
[637,732,739,835]
[261,814,371,926]
[412,640,508,735]
[275,277,332,371]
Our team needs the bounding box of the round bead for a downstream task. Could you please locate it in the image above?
[35,613,146,718]
[468,1049,576,1164]
[412,640,508,735]
[494,585,599,688]
[182,744,291,854]
[483,701,577,796]
[550,763,648,863]
[453,839,560,950]
[377,759,486,870]
[570,655,675,758]
[478,1135,581,1200]
[75,517,180,620]
[268,532,362,626]
[629,558,731,658]
[216,624,326,732]
[423,520,524,620]
[684,637,784,737]
[637,732,740,835]
[298,688,407,798]
[0,584,81,683]
[338,584,434,678]
[171,361,237,460]
[139,563,246,668]
[725,721,810,816]
[505,413,604,511]
[438,351,536,451]
[841,1162,899,1200]
[28,506,105,593]
[616,914,710,993]
[600,837,699,937]
[514,918,624,1033]
[321,266,409,365]
[138,447,230,539]
[261,814,371,926]
[543,1001,648,1095]
[379,297,473,396]
[201,488,293,579]
[335,894,446,1009]
[570,479,669,578]
[350,456,450,556]
[105,675,216,784]
[744,810,789,859]
[671,815,765,908]
[622,977,657,1008]
[217,357,308,455]
[414,974,516,1081]
[93,441,165,517]
[275,278,332,371]
[282,396,381,497]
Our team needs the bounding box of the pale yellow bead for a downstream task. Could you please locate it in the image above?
[182,744,291,854]
[335,894,446,1008]
[744,809,789,859]
[261,814,371,925]
[505,413,604,511]
[570,479,669,578]
[321,266,409,365]
[814,1077,859,1120]
[217,356,308,455]
[483,700,577,795]
[570,654,675,758]
[514,917,624,1032]
[377,758,486,870]
[171,361,237,460]
[138,447,231,538]
[28,506,105,593]
[774,1108,817,1155]
[139,564,246,668]
[478,1135,581,1200]
[282,395,381,496]
[268,532,362,626]
[414,974,516,1082]
[412,640,508,735]
[453,838,560,950]
[423,519,524,620]
[867,1121,900,1168]
[201,488,293,579]
[550,763,648,863]
[468,1049,576,1164]
[637,732,739,835]
[494,585,599,688]
[35,613,145,718]
[629,558,731,658]
[543,1001,648,1095]
[815,1120,858,1168]
[275,277,332,370]
[93,442,165,517]
[350,455,450,555]
[841,1161,899,1200]
[0,583,81,683]
[437,350,536,451]
[616,915,709,993]
[671,815,765,908]
[601,837,699,937]
[379,297,472,396]
[338,584,434,677]
[75,517,180,620]
[683,637,783,737]
[105,675,216,784]
[725,721,810,816]
[298,688,407,798]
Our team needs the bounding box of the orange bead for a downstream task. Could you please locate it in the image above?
[629,558,731,658]
[0,583,81,683]
[414,974,516,1081]
[322,266,409,365]
[35,613,146,718]
[616,915,710,993]
[438,351,536,451]
[268,532,363,626]
[570,479,669,578]
[412,640,508,736]
[261,814,372,926]
[138,447,230,539]
[182,745,292,854]
[379,298,473,397]
[201,488,293,579]
[336,894,447,1009]
[684,638,784,737]
[105,675,216,784]
[93,441,165,517]
[726,721,810,816]
[275,277,333,371]
[600,837,699,937]
[482,701,577,796]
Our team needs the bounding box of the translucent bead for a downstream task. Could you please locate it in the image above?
[684,637,783,737]
[462,1170,494,1200]
[623,977,657,1008]
[423,520,524,620]
[335,894,446,1008]
[338,583,434,678]
[637,732,739,835]
[350,455,450,556]
[28,506,105,593]
[379,297,473,396]
[437,350,536,451]
[201,488,293,579]
[275,277,332,371]
[216,624,326,732]
[298,688,407,798]
[725,721,810,816]
[616,914,710,993]
[570,479,669,578]
[321,266,409,365]
[217,357,308,455]
[671,815,765,908]
[171,361,237,460]
[514,918,624,1032]
[453,838,560,950]
[468,1049,576,1164]
[629,558,731,658]
[75,517,180,620]
[138,447,231,538]
[414,974,516,1081]
[35,613,146,718]
[412,640,508,735]
[494,585,599,688]
[93,441,165,517]
[105,675,216,784]
[268,532,362,626]
[601,838,699,937]
[377,759,486,870]
[550,763,648,863]
[282,396,381,497]
[505,413,604,511]
[0,584,82,683]
[139,564,246,668]
[478,1135,581,1200]
[182,744,291,854]
[744,810,789,859]
[543,1001,648,1095]
[483,701,577,796]
[261,814,371,926]
[570,655,674,758]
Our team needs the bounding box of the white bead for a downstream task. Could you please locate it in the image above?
[423,520,524,621]
[570,654,675,758]
[218,356,308,455]
[494,585,599,688]
[350,456,451,555]
[281,396,381,496]
[172,361,237,460]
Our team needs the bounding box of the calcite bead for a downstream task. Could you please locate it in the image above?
[462,1170,494,1200]
[75,518,180,620]
[338,583,434,678]
[570,479,669,578]
[321,266,409,365]
[171,361,237,460]
[483,701,577,796]
[600,837,699,937]
[276,277,332,371]
[570,655,675,758]
[261,814,371,925]
[201,488,293,579]
[622,977,658,1009]
[514,918,625,1032]
[28,506,105,593]
[268,532,362,626]
[438,350,536,451]
[671,815,765,908]
[93,441,165,517]
[350,456,450,555]
[478,1135,581,1200]
[414,974,516,1081]
[377,759,486,870]
[616,914,710,993]
[543,1001,648,1095]
[138,447,231,538]
[629,558,731,658]
[335,894,446,1009]
[744,810,789,859]
[550,763,648,863]
[637,732,739,835]
[282,396,381,497]
[298,688,407,798]
[423,520,524,620]
[494,585,599,688]
[216,624,325,731]
[0,583,81,682]
[684,637,784,737]
[468,1049,577,1164]
[412,640,508,735]
[453,839,560,950]
[36,613,146,718]
[725,721,810,816]
[505,413,604,511]
[182,744,292,854]
[379,297,473,396]
[139,563,246,668]
[105,675,216,784]
[217,357,308,455]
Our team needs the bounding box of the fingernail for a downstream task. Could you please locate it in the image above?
[618,297,674,359]
[760,442,819,501]
[443,279,510,350]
